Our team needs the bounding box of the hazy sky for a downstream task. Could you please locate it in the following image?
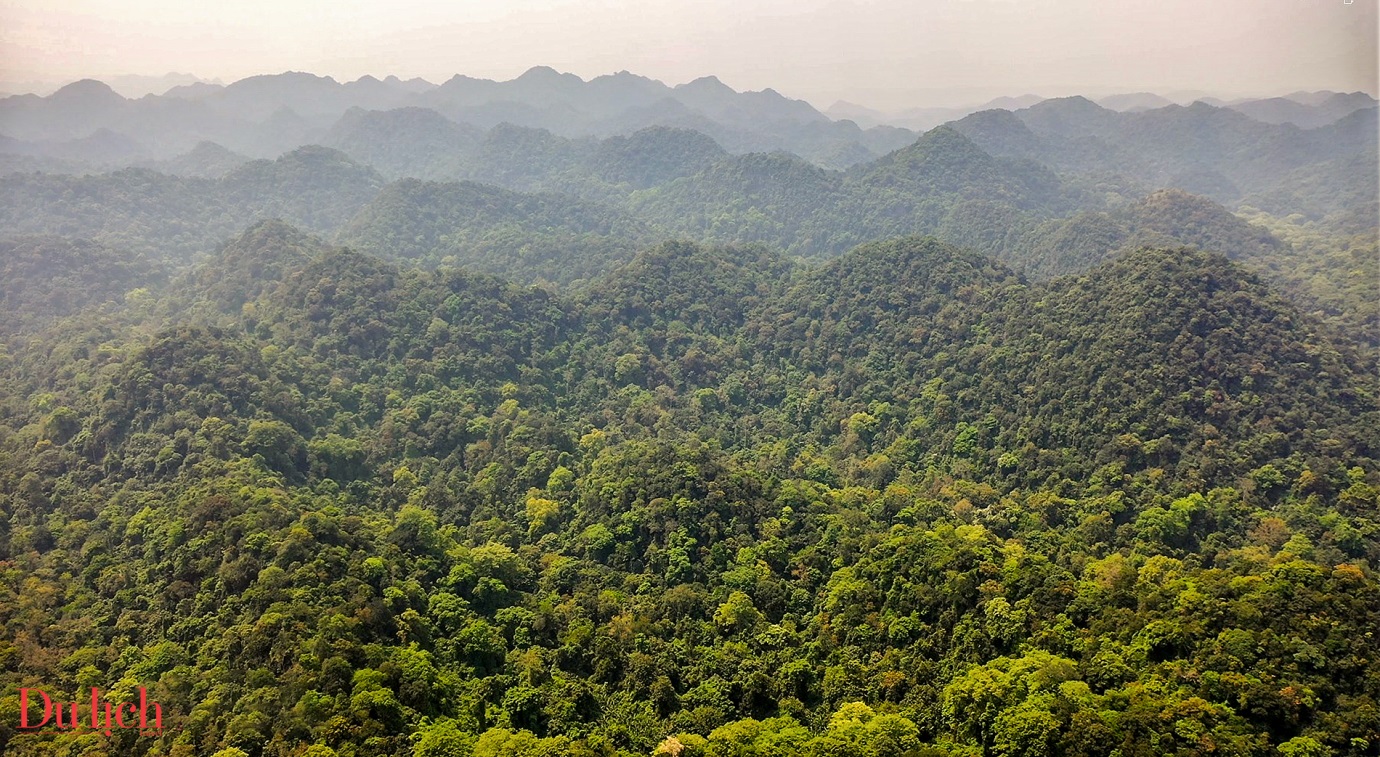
[1,0,1376,108]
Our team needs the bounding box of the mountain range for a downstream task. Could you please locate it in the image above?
[0,68,913,168]
[2,69,1373,173]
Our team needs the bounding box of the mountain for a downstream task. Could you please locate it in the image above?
[1124,188,1285,264]
[824,100,891,128]
[0,236,164,331]
[139,141,251,178]
[830,95,1048,132]
[103,72,218,98]
[0,169,225,255]
[584,239,794,336]
[187,219,332,315]
[629,151,850,255]
[1096,92,1175,111]
[208,71,390,122]
[0,146,384,257]
[945,108,1050,159]
[1012,95,1121,139]
[317,104,864,199]
[587,126,729,190]
[0,217,1376,757]
[1011,188,1288,278]
[0,127,148,167]
[752,236,1021,379]
[674,76,829,130]
[1228,91,1378,128]
[849,125,1066,211]
[323,106,485,179]
[993,247,1375,462]
[0,79,130,141]
[10,71,1372,186]
[628,126,1076,261]
[162,80,225,99]
[217,145,386,233]
[988,185,1378,357]
[1241,150,1380,231]
[0,68,915,172]
[945,97,1377,206]
[979,94,1046,111]
[336,178,652,285]
[249,246,571,378]
[756,237,1376,479]
[1,101,1367,330]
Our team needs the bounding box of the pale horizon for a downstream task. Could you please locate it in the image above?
[4,67,1377,113]
[1,0,1376,111]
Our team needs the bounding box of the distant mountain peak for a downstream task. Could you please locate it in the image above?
[827,100,876,113]
[192,220,331,309]
[279,144,358,163]
[979,94,1045,110]
[264,105,308,125]
[1096,92,1174,112]
[948,107,1043,154]
[230,71,339,89]
[49,78,125,104]
[441,73,482,86]
[678,76,733,93]
[961,108,1029,127]
[188,140,234,153]
[223,218,325,254]
[911,123,985,150]
[516,65,581,83]
[1026,95,1104,113]
[162,81,223,99]
[891,124,1007,169]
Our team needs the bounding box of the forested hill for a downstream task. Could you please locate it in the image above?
[0,146,384,256]
[5,117,1372,355]
[1,223,1377,756]
[336,179,655,286]
[949,98,1377,204]
[0,69,1376,757]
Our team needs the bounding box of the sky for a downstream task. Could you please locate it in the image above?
[1,0,1376,109]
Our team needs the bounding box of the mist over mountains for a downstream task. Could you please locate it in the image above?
[2,68,1374,173]
[1,68,1372,291]
[832,90,1378,131]
[0,68,913,169]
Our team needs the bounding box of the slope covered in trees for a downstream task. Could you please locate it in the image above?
[0,147,384,257]
[0,236,165,332]
[3,106,1374,363]
[952,98,1378,209]
[0,68,1375,757]
[336,179,654,286]
[0,222,1376,757]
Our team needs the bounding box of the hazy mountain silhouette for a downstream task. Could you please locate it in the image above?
[1227,91,1378,128]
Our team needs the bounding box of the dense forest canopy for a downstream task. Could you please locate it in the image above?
[0,70,1377,757]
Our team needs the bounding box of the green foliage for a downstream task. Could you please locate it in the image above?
[0,129,1374,757]
[0,147,383,258]
[336,178,654,287]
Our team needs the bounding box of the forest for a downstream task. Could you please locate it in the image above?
[0,72,1377,757]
